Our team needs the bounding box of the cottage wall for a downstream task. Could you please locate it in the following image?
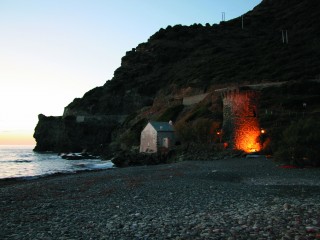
[222,90,261,152]
[157,131,175,149]
[140,123,157,153]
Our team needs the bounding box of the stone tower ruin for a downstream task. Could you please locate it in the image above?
[221,87,261,153]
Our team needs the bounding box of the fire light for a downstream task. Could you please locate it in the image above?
[233,118,261,153]
[221,89,262,154]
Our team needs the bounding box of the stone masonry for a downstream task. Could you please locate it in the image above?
[221,88,261,152]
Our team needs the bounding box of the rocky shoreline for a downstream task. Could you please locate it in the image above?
[1,157,320,239]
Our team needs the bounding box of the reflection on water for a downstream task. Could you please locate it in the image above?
[0,146,113,179]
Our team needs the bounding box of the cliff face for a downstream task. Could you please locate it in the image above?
[33,114,118,153]
[34,0,320,153]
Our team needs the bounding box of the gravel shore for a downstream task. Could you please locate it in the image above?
[1,157,320,240]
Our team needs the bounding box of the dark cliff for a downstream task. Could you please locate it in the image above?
[33,114,117,152]
[34,0,320,154]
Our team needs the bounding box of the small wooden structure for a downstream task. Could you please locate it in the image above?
[140,121,175,153]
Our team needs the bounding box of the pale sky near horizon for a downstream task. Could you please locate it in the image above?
[0,0,262,146]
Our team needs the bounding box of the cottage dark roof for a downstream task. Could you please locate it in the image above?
[150,121,174,132]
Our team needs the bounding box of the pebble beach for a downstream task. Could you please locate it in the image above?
[1,157,320,240]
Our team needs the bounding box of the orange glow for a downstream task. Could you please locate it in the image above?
[261,129,265,134]
[0,132,35,146]
[234,119,261,153]
[222,89,261,153]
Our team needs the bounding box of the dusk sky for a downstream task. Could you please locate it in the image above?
[0,0,262,145]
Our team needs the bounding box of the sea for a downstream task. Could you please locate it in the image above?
[0,145,114,180]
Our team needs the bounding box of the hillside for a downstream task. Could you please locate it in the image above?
[34,0,320,155]
[64,0,320,115]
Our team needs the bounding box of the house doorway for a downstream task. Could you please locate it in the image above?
[162,138,169,148]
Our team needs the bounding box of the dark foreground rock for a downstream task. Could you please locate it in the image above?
[60,152,99,160]
[111,150,176,167]
[1,157,320,240]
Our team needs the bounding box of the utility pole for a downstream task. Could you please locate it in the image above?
[241,15,244,29]
[282,30,288,44]
[221,12,225,22]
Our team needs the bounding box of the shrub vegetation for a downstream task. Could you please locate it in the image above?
[274,118,320,166]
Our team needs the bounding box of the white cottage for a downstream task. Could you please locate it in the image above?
[140,121,175,153]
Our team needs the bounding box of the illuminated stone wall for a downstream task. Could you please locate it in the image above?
[222,89,261,153]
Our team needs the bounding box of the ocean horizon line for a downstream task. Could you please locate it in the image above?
[0,145,35,149]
